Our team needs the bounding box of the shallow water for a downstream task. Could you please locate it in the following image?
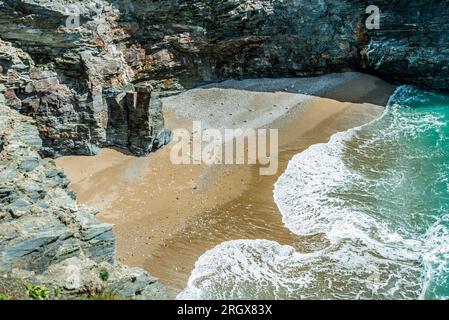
[178,86,449,300]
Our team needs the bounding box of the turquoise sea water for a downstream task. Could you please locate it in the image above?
[178,86,449,300]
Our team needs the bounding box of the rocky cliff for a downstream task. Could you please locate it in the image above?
[1,0,447,154]
[0,0,171,158]
[0,97,167,299]
[362,1,449,91]
[114,0,449,91]
[0,0,172,299]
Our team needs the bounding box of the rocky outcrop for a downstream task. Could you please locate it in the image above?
[0,1,171,157]
[113,0,449,91]
[1,0,447,157]
[0,40,34,109]
[107,84,171,156]
[0,97,166,299]
[361,1,449,91]
[1,0,448,300]
[117,0,366,84]
[0,0,172,299]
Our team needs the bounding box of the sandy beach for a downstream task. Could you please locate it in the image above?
[56,72,396,296]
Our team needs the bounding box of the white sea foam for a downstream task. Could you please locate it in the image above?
[177,239,421,300]
[178,86,449,300]
[420,215,449,299]
[272,107,425,248]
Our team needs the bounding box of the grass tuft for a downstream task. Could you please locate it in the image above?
[26,283,50,300]
[99,268,110,282]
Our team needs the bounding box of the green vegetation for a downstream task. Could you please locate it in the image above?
[99,268,110,282]
[1,278,126,300]
[26,284,49,300]
[48,160,56,166]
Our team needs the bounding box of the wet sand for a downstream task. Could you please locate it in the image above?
[56,72,396,297]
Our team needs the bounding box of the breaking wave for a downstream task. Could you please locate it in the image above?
[178,86,449,300]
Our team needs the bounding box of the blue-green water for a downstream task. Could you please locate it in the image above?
[178,86,449,300]
[336,85,449,299]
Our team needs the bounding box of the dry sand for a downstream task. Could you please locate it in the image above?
[56,72,396,297]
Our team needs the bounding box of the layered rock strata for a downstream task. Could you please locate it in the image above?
[0,97,167,299]
[116,0,449,91]
[0,1,171,157]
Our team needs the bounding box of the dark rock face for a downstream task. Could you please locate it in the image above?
[0,0,171,158]
[361,1,449,91]
[113,0,449,91]
[107,84,172,156]
[117,0,366,84]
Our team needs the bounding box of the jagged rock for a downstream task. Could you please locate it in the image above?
[1,0,446,159]
[7,199,31,218]
[0,1,171,157]
[0,101,167,299]
[26,257,167,299]
[106,83,172,155]
[115,0,449,91]
[0,39,34,92]
[115,0,366,83]
[106,263,168,300]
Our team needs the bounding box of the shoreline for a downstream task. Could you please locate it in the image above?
[56,72,396,296]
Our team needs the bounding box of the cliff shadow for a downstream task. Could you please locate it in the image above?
[199,72,397,107]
